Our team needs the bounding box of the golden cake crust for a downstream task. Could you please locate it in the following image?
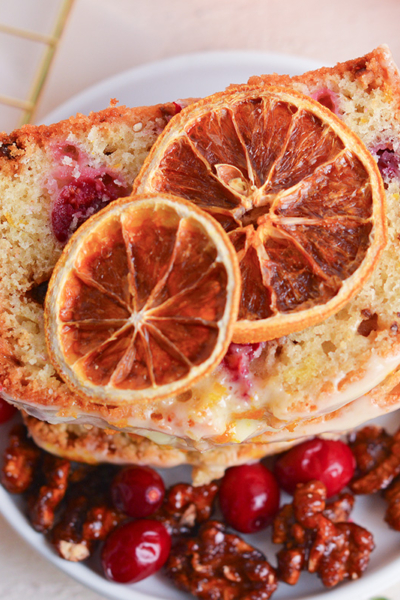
[246,45,400,111]
[23,414,289,485]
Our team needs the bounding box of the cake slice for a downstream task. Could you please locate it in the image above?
[0,100,187,425]
[2,47,400,452]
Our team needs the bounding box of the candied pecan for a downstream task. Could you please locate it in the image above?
[52,465,124,562]
[273,481,374,587]
[349,425,392,475]
[52,495,93,562]
[1,425,42,494]
[166,520,277,600]
[308,522,373,587]
[349,426,400,494]
[154,482,218,536]
[384,476,400,530]
[27,453,70,533]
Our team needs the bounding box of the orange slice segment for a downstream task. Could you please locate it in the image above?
[45,194,240,403]
[134,85,386,343]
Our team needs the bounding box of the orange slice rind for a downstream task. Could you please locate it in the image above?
[134,85,387,343]
[45,194,240,404]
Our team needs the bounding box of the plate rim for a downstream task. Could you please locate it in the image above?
[39,49,324,125]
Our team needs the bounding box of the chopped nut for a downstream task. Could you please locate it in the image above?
[349,426,400,494]
[27,453,70,533]
[58,539,90,562]
[166,520,277,600]
[1,425,42,494]
[154,482,218,536]
[322,492,355,523]
[273,481,374,587]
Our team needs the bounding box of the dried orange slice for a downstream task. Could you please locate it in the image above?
[134,85,386,343]
[44,194,240,403]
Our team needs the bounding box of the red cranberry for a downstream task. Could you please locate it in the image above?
[102,519,171,583]
[219,463,280,533]
[274,438,356,497]
[111,466,165,518]
[51,176,129,243]
[0,397,17,424]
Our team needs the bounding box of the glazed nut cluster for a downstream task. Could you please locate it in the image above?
[154,481,219,536]
[1,426,124,560]
[51,465,124,561]
[1,425,42,494]
[166,520,278,600]
[349,425,400,494]
[349,424,400,531]
[272,480,374,587]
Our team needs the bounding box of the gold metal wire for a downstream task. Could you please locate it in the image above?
[0,0,75,125]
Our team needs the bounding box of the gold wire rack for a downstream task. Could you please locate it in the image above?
[0,0,75,125]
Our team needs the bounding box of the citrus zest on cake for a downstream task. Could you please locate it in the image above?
[134,85,387,343]
[44,194,240,404]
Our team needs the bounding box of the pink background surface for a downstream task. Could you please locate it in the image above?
[1,0,400,598]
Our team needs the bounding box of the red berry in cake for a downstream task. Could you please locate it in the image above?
[311,88,340,115]
[274,438,356,497]
[376,147,400,180]
[173,101,183,114]
[222,343,264,399]
[111,466,165,518]
[51,176,128,243]
[0,397,17,424]
[102,519,171,583]
[222,343,263,381]
[219,463,280,533]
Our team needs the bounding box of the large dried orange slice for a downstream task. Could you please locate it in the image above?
[44,194,240,403]
[134,85,386,343]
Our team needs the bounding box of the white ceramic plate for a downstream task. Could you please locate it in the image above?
[1,50,399,600]
[41,50,323,125]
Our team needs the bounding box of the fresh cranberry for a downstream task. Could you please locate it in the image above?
[102,519,171,583]
[111,466,165,518]
[219,463,280,533]
[0,397,17,424]
[51,175,128,243]
[274,438,356,497]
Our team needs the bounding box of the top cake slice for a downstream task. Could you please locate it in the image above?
[2,47,400,450]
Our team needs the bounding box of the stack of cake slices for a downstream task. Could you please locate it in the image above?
[2,45,400,484]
